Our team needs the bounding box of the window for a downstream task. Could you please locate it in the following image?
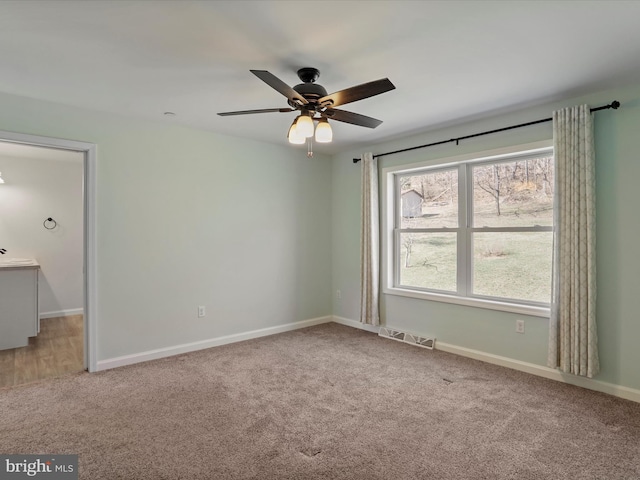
[383,142,554,316]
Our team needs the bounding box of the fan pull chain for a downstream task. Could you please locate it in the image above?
[307,138,314,158]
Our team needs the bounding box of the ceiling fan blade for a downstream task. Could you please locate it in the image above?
[318,78,395,108]
[250,70,308,106]
[217,108,294,116]
[322,108,383,128]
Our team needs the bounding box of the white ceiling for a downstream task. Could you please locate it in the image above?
[2,0,640,155]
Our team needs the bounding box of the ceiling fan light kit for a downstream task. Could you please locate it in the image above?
[219,67,395,154]
[287,114,333,145]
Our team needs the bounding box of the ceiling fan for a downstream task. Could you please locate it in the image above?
[217,68,395,149]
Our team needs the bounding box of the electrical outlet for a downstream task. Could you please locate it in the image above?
[198,306,206,318]
[516,319,525,334]
[336,289,341,299]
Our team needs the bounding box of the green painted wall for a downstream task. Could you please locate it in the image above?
[332,83,640,391]
[0,91,333,361]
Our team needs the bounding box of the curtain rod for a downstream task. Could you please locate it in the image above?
[352,100,620,163]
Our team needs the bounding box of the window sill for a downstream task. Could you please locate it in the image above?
[383,286,550,318]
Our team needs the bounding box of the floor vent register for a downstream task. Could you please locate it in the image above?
[378,327,435,350]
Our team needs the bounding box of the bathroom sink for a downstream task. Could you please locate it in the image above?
[0,258,39,267]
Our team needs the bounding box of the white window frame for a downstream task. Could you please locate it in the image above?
[381,140,553,317]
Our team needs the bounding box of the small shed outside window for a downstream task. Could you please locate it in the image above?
[401,189,423,218]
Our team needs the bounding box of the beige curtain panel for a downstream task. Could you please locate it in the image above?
[548,104,599,378]
[360,152,380,326]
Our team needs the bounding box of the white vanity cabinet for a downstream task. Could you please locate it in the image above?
[0,263,40,350]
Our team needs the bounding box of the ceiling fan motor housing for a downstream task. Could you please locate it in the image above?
[289,68,329,111]
[290,83,328,109]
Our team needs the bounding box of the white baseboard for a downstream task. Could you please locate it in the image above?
[95,313,640,404]
[333,317,640,404]
[435,341,640,404]
[332,315,380,333]
[40,308,84,319]
[96,315,333,371]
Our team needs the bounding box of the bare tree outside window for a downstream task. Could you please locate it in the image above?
[473,157,554,227]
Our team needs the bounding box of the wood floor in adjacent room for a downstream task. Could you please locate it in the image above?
[0,315,84,388]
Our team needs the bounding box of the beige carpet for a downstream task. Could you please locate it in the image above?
[1,323,639,479]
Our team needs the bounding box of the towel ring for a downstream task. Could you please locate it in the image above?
[43,217,57,230]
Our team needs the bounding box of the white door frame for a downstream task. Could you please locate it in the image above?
[0,129,97,372]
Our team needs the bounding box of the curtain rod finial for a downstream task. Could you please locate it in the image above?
[611,100,620,109]
[353,158,361,163]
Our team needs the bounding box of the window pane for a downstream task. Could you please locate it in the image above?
[472,156,554,227]
[472,232,552,303]
[399,232,457,292]
[399,169,458,228]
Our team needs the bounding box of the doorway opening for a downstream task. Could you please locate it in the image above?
[0,130,96,387]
